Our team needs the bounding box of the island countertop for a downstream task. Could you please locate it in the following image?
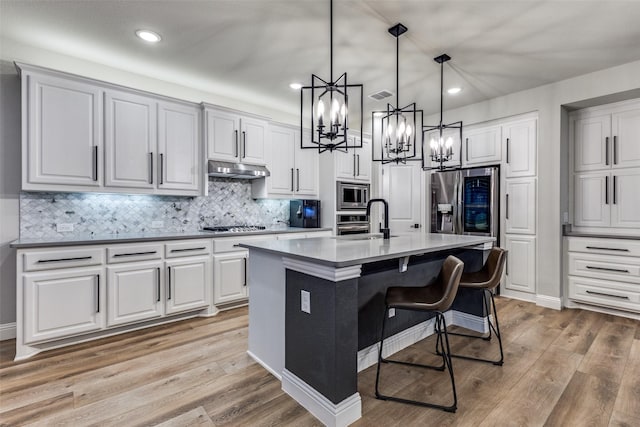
[240,233,495,268]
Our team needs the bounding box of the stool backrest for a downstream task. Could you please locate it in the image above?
[484,248,507,290]
[436,255,465,312]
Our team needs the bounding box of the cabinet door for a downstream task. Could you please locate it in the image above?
[611,108,640,169]
[355,137,372,182]
[206,108,240,162]
[573,114,611,171]
[504,118,537,178]
[25,72,102,188]
[463,125,501,166]
[165,256,211,315]
[425,128,462,169]
[104,90,156,189]
[504,235,536,294]
[158,102,200,193]
[383,163,422,232]
[573,172,610,227]
[267,125,296,195]
[24,267,104,343]
[335,149,356,180]
[505,178,536,234]
[611,169,640,229]
[106,261,163,327]
[240,117,267,165]
[213,251,248,304]
[295,141,319,196]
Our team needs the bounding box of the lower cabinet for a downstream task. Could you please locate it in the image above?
[213,251,248,305]
[504,235,536,294]
[107,261,163,327]
[165,256,211,315]
[24,267,105,343]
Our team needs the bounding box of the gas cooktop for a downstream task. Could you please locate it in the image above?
[202,225,267,233]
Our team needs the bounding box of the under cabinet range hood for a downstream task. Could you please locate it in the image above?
[207,160,270,179]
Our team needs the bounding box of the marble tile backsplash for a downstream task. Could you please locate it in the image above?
[20,179,289,239]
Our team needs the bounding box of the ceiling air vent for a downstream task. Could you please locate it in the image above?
[369,90,393,101]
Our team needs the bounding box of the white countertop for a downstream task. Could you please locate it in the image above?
[240,233,495,267]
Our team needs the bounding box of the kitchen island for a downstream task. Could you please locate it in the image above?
[241,233,495,427]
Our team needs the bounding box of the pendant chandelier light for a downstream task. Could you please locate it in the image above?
[423,54,463,171]
[372,23,423,164]
[300,0,363,153]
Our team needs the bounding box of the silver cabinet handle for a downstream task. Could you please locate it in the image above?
[296,168,300,192]
[586,265,629,273]
[605,175,609,205]
[243,258,247,287]
[93,146,99,181]
[170,247,206,253]
[242,131,246,159]
[585,246,629,252]
[167,266,172,300]
[605,137,610,165]
[506,138,510,164]
[113,251,157,257]
[159,153,164,185]
[96,274,100,313]
[613,175,617,204]
[465,138,469,161]
[156,267,161,302]
[234,130,239,158]
[149,152,154,184]
[37,256,92,263]
[613,135,618,165]
[291,168,294,191]
[357,154,360,176]
[353,154,356,177]
[506,194,509,219]
[586,290,629,299]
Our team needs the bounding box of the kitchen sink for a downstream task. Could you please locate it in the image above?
[332,233,398,241]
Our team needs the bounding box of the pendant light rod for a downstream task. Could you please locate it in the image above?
[388,23,407,110]
[434,54,451,130]
[330,0,333,81]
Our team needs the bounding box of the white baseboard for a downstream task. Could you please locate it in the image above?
[247,350,282,381]
[0,322,16,341]
[535,295,562,310]
[281,369,361,427]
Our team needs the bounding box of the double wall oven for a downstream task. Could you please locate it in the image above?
[336,181,371,235]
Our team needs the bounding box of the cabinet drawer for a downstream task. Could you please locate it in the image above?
[107,243,163,263]
[165,240,212,258]
[212,234,276,252]
[568,252,640,284]
[23,247,105,272]
[567,237,640,257]
[568,275,640,313]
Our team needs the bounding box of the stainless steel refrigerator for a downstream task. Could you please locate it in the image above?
[430,166,500,241]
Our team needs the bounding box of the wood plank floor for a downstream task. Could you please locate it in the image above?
[1,298,639,426]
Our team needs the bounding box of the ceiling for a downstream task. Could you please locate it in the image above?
[2,0,640,119]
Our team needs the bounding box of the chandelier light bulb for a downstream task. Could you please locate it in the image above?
[430,138,438,150]
[445,137,453,148]
[331,98,340,124]
[406,124,412,137]
[340,103,347,122]
[387,124,394,137]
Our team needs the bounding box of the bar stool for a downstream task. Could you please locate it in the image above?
[374,255,464,413]
[448,247,506,365]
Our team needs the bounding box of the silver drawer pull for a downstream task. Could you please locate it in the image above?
[170,247,206,252]
[37,256,92,263]
[585,246,629,252]
[586,290,629,300]
[113,251,157,257]
[586,266,630,273]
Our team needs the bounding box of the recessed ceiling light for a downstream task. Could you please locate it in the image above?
[289,83,303,90]
[135,30,162,43]
[447,87,462,95]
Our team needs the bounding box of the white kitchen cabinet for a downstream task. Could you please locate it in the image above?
[158,101,201,193]
[574,172,610,228]
[504,235,536,294]
[611,108,640,169]
[213,251,248,305]
[22,68,103,190]
[24,267,105,343]
[382,163,422,232]
[503,118,537,178]
[610,168,640,228]
[335,134,371,182]
[573,113,611,172]
[204,106,267,165]
[253,125,319,198]
[463,124,501,166]
[505,178,536,234]
[106,261,163,327]
[165,256,211,315]
[104,89,156,189]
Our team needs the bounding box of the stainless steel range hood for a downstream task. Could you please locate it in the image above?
[207,160,270,179]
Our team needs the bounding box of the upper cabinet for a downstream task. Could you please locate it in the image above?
[252,125,319,198]
[204,105,268,165]
[23,70,103,189]
[335,133,371,182]
[503,118,537,178]
[18,64,202,196]
[573,103,640,172]
[462,124,501,166]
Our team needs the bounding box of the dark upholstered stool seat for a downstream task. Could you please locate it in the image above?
[375,255,464,413]
[448,247,507,365]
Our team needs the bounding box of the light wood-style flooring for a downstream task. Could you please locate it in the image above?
[1,297,639,426]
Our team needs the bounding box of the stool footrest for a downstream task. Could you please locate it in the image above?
[448,330,492,341]
[375,392,457,412]
[450,353,503,365]
[381,357,445,371]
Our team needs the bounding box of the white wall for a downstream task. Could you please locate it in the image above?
[426,59,640,301]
